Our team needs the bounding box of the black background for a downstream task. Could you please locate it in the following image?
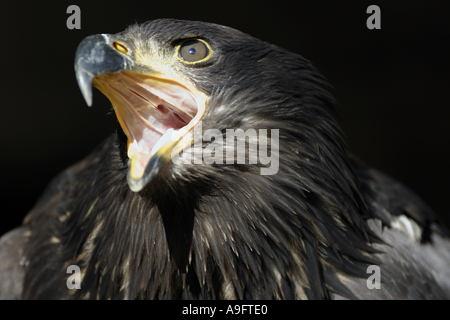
[1,1,449,237]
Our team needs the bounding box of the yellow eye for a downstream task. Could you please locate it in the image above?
[113,42,128,54]
[178,39,211,63]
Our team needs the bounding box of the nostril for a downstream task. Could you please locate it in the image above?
[113,41,128,54]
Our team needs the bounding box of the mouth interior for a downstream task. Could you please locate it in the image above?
[93,71,201,177]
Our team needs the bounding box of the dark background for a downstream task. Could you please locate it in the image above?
[1,1,449,237]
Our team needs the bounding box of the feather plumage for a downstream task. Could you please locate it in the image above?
[1,19,449,299]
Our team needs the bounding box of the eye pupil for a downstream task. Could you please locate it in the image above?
[179,40,210,63]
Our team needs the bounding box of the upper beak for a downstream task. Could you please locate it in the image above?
[74,34,206,192]
[75,34,135,107]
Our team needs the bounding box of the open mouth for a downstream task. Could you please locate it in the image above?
[93,71,206,182]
